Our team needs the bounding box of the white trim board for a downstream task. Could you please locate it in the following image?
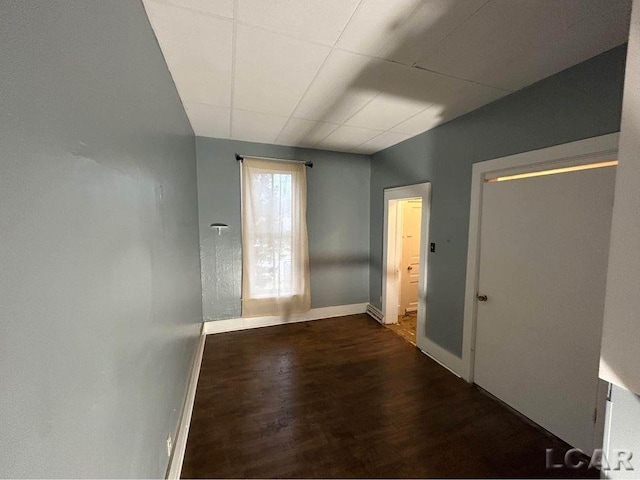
[460,133,620,383]
[166,325,206,480]
[203,303,368,335]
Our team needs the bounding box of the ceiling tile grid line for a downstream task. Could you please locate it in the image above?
[351,129,388,152]
[277,118,342,148]
[149,0,489,67]
[228,0,239,138]
[272,0,365,145]
[408,63,513,92]
[233,24,332,117]
[347,82,493,153]
[345,98,443,153]
[144,0,632,153]
[331,0,365,47]
[273,49,336,145]
[235,4,515,94]
[148,0,235,20]
[296,88,385,149]
[237,0,361,46]
[155,0,511,96]
[233,20,340,49]
[411,0,491,65]
[351,103,432,149]
[315,104,387,151]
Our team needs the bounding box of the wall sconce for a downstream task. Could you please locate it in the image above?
[210,223,228,235]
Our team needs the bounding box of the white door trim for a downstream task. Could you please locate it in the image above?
[382,183,433,350]
[460,132,620,383]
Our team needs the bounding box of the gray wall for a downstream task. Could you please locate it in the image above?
[370,45,626,357]
[0,1,202,477]
[197,137,370,321]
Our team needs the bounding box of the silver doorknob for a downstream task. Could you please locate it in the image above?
[477,294,488,302]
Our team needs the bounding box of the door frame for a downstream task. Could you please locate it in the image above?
[460,132,620,383]
[382,183,431,346]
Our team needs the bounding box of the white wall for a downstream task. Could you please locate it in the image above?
[600,0,640,477]
[600,0,640,396]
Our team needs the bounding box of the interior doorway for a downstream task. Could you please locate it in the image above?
[382,183,431,349]
[386,198,422,344]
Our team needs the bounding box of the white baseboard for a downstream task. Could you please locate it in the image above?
[166,325,206,479]
[366,303,384,324]
[203,303,368,335]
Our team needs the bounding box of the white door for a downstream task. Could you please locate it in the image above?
[399,199,422,314]
[474,166,615,453]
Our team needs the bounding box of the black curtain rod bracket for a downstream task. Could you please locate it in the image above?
[235,153,312,168]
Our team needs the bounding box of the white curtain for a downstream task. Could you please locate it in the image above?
[241,157,310,317]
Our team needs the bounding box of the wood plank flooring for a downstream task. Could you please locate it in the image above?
[182,314,598,478]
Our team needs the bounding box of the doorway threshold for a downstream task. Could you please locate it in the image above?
[385,312,417,346]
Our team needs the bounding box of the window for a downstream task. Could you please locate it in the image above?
[241,157,310,317]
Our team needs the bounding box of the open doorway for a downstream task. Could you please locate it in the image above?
[387,198,422,344]
[382,183,431,349]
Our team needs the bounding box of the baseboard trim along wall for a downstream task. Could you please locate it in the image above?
[366,303,384,324]
[166,325,206,480]
[203,303,369,335]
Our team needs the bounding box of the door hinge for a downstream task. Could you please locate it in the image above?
[593,407,598,424]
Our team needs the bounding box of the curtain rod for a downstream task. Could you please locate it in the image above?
[235,153,313,168]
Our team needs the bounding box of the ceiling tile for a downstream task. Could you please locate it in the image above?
[416,0,632,91]
[144,1,233,106]
[237,0,360,46]
[293,50,380,124]
[345,93,429,131]
[184,102,231,138]
[234,24,331,116]
[392,105,456,136]
[360,59,472,105]
[336,0,487,66]
[232,110,289,144]
[318,125,383,152]
[145,0,630,151]
[392,80,508,135]
[149,0,234,19]
[276,118,340,147]
[344,58,506,132]
[353,131,412,154]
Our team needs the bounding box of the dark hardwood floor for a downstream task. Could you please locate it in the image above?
[182,314,598,478]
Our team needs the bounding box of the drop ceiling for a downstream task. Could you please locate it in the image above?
[143,0,631,154]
